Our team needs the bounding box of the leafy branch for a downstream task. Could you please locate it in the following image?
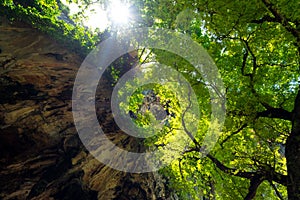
[260,0,300,42]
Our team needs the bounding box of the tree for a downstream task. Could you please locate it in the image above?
[131,0,299,199]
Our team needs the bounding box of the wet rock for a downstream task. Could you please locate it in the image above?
[63,135,80,158]
[0,126,30,161]
[0,76,40,104]
[53,178,98,200]
[26,179,48,199]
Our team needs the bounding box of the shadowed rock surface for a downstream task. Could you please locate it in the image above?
[0,18,173,200]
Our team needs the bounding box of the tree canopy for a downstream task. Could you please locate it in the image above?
[135,0,299,199]
[1,0,299,199]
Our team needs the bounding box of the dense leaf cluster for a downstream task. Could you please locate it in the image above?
[0,0,100,56]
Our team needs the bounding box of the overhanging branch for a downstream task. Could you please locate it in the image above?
[257,107,292,121]
[261,0,300,41]
[244,174,264,200]
[220,123,248,146]
[183,149,288,186]
[251,15,277,24]
[206,154,254,179]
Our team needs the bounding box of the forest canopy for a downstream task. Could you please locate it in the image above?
[1,0,299,199]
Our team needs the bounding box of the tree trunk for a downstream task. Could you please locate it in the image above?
[286,88,300,199]
[0,18,172,200]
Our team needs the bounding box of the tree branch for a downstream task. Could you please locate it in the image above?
[240,38,257,82]
[206,154,255,179]
[184,148,288,186]
[256,107,292,121]
[261,0,300,41]
[181,81,201,148]
[220,123,248,146]
[251,15,277,24]
[178,159,184,180]
[244,174,264,200]
[269,181,284,200]
[239,37,293,121]
[241,50,250,77]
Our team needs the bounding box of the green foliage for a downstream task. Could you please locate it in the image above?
[126,84,179,128]
[132,0,299,199]
[0,0,100,56]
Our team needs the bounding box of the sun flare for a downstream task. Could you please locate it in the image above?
[60,0,131,30]
[109,1,131,25]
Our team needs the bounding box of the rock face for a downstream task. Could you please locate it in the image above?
[0,19,172,199]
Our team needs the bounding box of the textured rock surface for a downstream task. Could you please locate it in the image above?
[0,19,173,200]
